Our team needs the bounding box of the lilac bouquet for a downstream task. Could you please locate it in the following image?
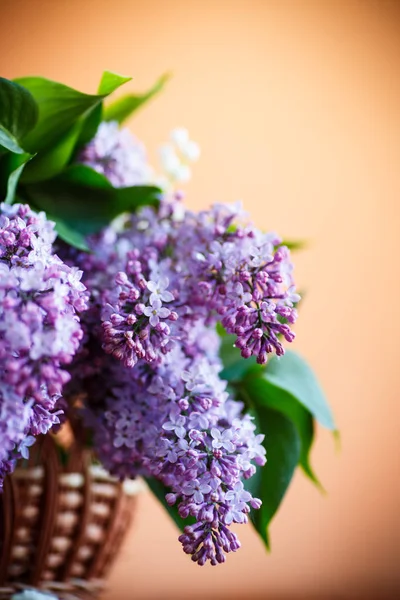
[0,72,335,565]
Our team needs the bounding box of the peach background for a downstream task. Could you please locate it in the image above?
[2,0,400,598]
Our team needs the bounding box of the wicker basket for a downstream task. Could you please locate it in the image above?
[0,434,140,599]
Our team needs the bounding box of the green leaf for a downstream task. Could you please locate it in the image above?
[103,73,170,123]
[262,351,336,430]
[76,71,143,150]
[23,164,161,238]
[0,77,38,154]
[59,163,113,188]
[21,119,83,183]
[281,239,307,251]
[75,103,103,149]
[13,77,101,153]
[244,405,301,549]
[53,218,90,251]
[145,477,195,532]
[219,332,239,369]
[1,152,34,204]
[97,71,132,95]
[14,72,131,154]
[243,377,322,490]
[115,185,161,214]
[55,164,161,214]
[219,332,259,382]
[0,126,25,155]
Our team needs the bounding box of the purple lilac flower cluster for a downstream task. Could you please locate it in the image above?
[0,204,88,490]
[66,191,299,564]
[96,199,299,368]
[77,121,149,187]
[79,347,265,566]
[0,116,299,564]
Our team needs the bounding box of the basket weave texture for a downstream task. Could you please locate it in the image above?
[0,435,138,599]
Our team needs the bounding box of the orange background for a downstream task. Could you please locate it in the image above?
[2,1,400,598]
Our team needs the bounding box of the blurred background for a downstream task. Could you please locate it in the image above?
[1,0,400,598]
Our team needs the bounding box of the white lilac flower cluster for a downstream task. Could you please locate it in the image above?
[0,203,88,490]
[157,127,200,189]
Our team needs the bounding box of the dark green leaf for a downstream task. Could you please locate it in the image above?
[243,377,323,490]
[244,405,301,549]
[53,218,90,251]
[57,164,161,213]
[103,73,170,123]
[145,477,195,532]
[24,181,111,236]
[263,351,336,430]
[14,72,131,154]
[219,332,259,382]
[115,185,161,214]
[75,103,103,149]
[0,77,38,154]
[1,152,34,204]
[219,332,239,369]
[57,163,113,189]
[23,164,161,237]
